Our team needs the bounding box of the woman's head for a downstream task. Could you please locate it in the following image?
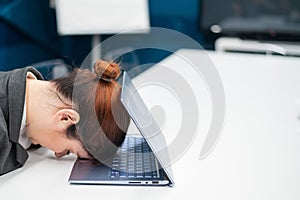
[50,60,130,163]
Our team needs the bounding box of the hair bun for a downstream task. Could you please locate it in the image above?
[93,60,121,81]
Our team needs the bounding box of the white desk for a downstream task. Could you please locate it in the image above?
[1,49,300,200]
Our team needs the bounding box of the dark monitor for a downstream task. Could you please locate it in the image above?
[200,0,300,41]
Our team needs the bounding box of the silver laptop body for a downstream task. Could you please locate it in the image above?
[68,72,175,187]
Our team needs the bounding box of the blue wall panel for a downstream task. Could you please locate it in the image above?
[0,20,57,70]
[0,0,206,71]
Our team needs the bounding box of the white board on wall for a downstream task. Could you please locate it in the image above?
[55,0,150,35]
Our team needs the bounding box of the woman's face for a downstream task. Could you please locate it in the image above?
[26,110,92,159]
[30,131,92,159]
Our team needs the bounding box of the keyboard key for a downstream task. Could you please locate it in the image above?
[144,172,152,178]
[128,172,135,178]
[136,173,144,178]
[119,171,128,178]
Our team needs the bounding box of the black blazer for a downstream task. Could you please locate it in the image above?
[0,67,43,175]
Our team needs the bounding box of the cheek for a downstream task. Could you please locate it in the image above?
[26,119,52,139]
[33,132,68,153]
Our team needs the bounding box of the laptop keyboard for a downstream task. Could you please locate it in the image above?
[110,136,160,179]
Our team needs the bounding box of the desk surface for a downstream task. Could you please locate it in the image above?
[2,50,300,200]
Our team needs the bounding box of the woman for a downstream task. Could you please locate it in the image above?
[0,60,130,175]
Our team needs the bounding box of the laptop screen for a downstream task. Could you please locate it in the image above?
[120,72,174,185]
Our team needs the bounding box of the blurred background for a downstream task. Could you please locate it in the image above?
[0,0,299,79]
[0,0,203,77]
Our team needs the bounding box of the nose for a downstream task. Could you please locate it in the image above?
[55,150,70,158]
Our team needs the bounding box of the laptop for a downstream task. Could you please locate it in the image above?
[68,72,175,187]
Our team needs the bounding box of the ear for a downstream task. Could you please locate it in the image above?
[53,109,80,131]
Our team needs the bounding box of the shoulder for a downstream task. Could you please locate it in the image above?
[25,67,44,80]
[0,66,44,84]
[7,67,44,81]
[0,107,18,176]
[0,67,43,98]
